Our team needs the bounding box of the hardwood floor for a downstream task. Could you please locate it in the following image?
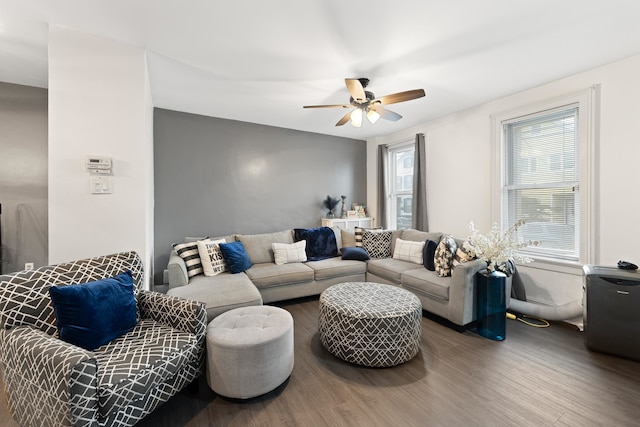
[2,297,639,426]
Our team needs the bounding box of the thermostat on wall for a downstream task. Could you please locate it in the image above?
[85,155,112,174]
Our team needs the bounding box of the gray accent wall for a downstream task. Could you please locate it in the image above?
[153,108,367,285]
[0,82,48,273]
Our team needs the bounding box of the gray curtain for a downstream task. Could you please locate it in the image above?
[376,144,389,229]
[412,133,428,231]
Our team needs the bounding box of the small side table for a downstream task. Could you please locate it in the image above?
[475,270,507,340]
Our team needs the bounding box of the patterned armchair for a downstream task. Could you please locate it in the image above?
[0,251,207,427]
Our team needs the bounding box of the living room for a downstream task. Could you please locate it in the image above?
[1,2,640,426]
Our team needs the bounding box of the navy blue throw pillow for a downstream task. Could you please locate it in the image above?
[219,240,253,273]
[294,227,338,261]
[48,271,137,351]
[341,246,370,261]
[424,239,439,271]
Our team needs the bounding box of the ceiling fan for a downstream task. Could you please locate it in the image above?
[303,78,425,127]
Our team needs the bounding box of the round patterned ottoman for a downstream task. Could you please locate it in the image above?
[318,282,422,367]
[206,305,294,399]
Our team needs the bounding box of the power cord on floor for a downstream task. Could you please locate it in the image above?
[506,312,550,328]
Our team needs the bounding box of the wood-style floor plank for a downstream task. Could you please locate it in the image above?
[1,296,639,426]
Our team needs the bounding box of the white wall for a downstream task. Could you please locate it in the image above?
[48,26,154,288]
[368,54,640,307]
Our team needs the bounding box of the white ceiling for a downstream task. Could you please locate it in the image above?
[2,0,640,140]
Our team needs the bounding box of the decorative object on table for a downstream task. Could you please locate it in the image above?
[322,195,340,219]
[353,203,366,218]
[347,210,358,219]
[464,220,539,340]
[464,220,539,274]
[340,195,347,218]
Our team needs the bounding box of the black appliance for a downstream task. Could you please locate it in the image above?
[583,265,640,361]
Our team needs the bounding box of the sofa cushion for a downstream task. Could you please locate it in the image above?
[48,271,137,351]
[173,240,207,278]
[401,229,443,243]
[272,240,307,265]
[331,226,343,254]
[341,229,357,248]
[434,235,457,277]
[219,241,253,274]
[423,239,439,271]
[341,246,370,261]
[197,238,228,276]
[237,230,293,264]
[362,230,392,258]
[367,258,423,284]
[93,319,199,418]
[453,242,476,266]
[167,273,262,321]
[305,257,367,280]
[245,263,314,289]
[354,226,381,247]
[393,238,425,265]
[401,269,450,301]
[293,227,338,261]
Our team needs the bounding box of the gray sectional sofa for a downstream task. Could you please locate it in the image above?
[166,228,487,328]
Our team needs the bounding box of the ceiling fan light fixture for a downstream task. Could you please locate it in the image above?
[366,108,381,124]
[350,108,363,127]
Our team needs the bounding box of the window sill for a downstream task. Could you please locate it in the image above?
[516,256,584,276]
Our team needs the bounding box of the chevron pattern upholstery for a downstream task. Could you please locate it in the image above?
[0,251,207,427]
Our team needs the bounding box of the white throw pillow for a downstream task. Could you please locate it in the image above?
[272,240,307,265]
[393,238,425,265]
[197,238,228,276]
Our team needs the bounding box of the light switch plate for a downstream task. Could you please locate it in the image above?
[90,176,112,194]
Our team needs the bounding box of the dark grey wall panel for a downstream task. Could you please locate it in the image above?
[153,108,366,284]
[0,82,48,273]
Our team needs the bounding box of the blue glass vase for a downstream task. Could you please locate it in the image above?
[476,270,507,340]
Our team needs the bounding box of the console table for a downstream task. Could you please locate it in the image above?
[321,217,374,232]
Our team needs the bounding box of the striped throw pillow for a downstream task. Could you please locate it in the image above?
[174,240,207,278]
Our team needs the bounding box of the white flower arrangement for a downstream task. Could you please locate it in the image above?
[463,220,539,275]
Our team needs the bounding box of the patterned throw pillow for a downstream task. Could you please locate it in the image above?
[393,238,425,265]
[174,240,208,278]
[197,238,228,276]
[362,230,392,259]
[453,241,476,267]
[434,235,457,277]
[354,226,382,247]
[272,240,308,265]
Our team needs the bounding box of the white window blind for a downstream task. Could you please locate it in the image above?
[502,105,580,261]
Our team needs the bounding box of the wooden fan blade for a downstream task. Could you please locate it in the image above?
[345,78,366,103]
[303,104,351,109]
[370,105,402,121]
[335,110,353,126]
[375,89,425,105]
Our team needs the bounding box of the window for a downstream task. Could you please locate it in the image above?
[493,87,597,265]
[389,145,414,229]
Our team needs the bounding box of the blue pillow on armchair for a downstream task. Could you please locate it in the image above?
[48,271,137,351]
[294,227,338,261]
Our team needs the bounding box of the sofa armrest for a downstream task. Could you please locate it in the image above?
[448,259,487,326]
[167,250,189,289]
[137,290,207,339]
[0,326,99,426]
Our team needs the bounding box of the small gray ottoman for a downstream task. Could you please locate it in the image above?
[319,282,422,367]
[206,305,294,399]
